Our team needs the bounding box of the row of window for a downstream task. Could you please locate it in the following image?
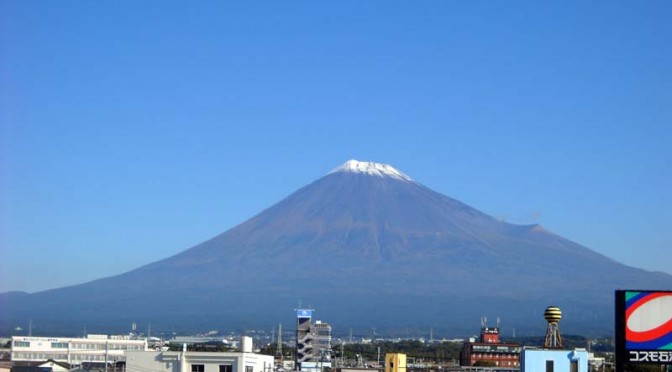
[70,343,144,351]
[13,353,68,360]
[472,353,519,359]
[192,364,234,372]
[472,346,521,352]
[70,354,123,362]
[12,353,123,362]
[191,363,256,372]
[545,360,579,372]
[13,341,143,351]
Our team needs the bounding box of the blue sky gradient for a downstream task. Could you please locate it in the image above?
[1,1,671,292]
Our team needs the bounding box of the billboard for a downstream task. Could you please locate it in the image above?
[615,290,672,366]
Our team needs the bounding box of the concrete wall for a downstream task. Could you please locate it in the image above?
[521,349,589,372]
[384,353,406,372]
[126,351,274,372]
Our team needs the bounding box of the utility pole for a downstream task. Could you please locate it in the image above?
[340,343,344,368]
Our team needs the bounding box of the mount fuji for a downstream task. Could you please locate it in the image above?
[2,160,670,336]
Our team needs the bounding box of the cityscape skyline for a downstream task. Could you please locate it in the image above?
[1,1,671,293]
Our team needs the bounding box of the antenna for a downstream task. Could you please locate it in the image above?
[497,317,501,329]
[480,317,487,329]
[276,323,283,358]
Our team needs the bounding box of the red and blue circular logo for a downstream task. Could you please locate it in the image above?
[625,291,672,350]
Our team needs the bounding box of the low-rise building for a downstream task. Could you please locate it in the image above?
[384,353,405,372]
[125,338,273,372]
[520,348,589,372]
[460,327,521,368]
[10,336,147,364]
[9,359,71,372]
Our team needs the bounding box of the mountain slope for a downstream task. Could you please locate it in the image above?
[1,160,670,336]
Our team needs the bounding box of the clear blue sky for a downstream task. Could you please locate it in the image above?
[1,1,670,293]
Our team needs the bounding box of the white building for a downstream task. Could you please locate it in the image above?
[520,348,589,372]
[11,336,147,364]
[125,338,273,372]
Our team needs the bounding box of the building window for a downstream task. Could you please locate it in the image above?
[220,366,232,372]
[51,342,69,349]
[546,360,554,372]
[570,361,578,372]
[192,365,205,372]
[245,367,253,372]
[14,341,30,347]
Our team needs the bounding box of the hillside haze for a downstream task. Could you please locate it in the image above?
[2,160,671,336]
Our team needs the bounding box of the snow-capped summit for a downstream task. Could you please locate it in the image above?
[330,159,413,181]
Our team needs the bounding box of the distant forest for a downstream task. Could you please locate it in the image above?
[255,335,615,363]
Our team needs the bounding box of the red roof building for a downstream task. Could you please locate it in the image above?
[460,327,521,368]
